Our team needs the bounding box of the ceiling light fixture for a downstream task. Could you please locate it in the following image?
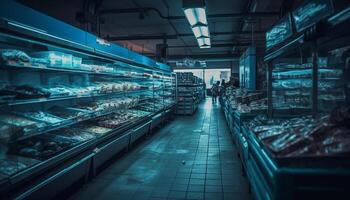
[183,0,211,49]
[192,26,209,38]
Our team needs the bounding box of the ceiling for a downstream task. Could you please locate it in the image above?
[17,0,289,69]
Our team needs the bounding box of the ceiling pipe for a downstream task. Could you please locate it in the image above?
[166,53,240,61]
[105,31,265,41]
[168,43,252,48]
[98,7,279,20]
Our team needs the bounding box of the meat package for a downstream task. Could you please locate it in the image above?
[15,135,78,160]
[0,122,23,142]
[246,106,350,157]
[0,49,31,65]
[96,111,141,129]
[17,111,65,125]
[0,156,39,176]
[0,114,46,137]
[79,125,112,136]
[50,128,95,143]
[0,85,51,100]
[48,106,89,120]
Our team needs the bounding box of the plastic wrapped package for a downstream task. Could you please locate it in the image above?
[42,85,75,97]
[0,156,39,176]
[18,111,64,124]
[0,122,22,142]
[48,106,89,120]
[0,114,46,136]
[51,128,95,143]
[31,51,72,68]
[0,49,31,65]
[79,125,112,137]
[72,56,82,68]
[16,135,78,160]
[320,128,350,155]
[0,160,27,176]
[0,85,51,100]
[31,58,50,67]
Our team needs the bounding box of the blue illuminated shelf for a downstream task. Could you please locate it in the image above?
[0,62,153,79]
[2,89,154,107]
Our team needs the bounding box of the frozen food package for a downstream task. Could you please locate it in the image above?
[31,51,72,68]
[0,122,22,142]
[0,160,27,176]
[18,111,64,124]
[0,49,31,64]
[0,114,46,134]
[31,57,50,67]
[48,106,87,119]
[285,144,317,157]
[258,128,287,140]
[42,86,74,97]
[16,134,77,160]
[320,128,350,155]
[51,128,95,142]
[0,85,51,100]
[81,125,112,136]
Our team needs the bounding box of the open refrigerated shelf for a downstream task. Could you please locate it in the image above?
[0,2,177,199]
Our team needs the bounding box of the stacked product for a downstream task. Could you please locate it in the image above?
[176,72,205,115]
[222,86,267,114]
[245,106,350,158]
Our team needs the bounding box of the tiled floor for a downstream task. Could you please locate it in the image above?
[69,99,251,200]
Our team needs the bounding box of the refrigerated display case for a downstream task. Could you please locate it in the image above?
[0,1,176,199]
[244,1,350,199]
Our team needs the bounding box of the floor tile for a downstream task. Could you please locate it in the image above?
[186,192,204,200]
[69,99,250,200]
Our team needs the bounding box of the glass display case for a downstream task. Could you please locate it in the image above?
[271,56,314,115]
[243,3,350,200]
[0,24,176,193]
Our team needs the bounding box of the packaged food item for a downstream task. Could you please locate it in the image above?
[79,125,112,136]
[0,160,27,176]
[18,111,64,124]
[16,135,77,160]
[51,128,95,142]
[319,128,350,155]
[72,56,82,68]
[31,58,49,67]
[0,49,31,65]
[0,114,46,135]
[48,106,88,119]
[31,51,72,68]
[0,85,51,100]
[0,122,22,142]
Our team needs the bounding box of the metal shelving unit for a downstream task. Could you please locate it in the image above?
[0,1,176,199]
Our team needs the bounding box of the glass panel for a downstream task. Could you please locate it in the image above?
[266,15,293,50]
[292,0,333,32]
[0,30,165,178]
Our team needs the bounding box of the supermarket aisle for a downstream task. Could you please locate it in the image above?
[69,98,251,200]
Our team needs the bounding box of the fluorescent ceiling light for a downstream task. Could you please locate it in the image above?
[184,8,208,26]
[183,0,210,49]
[192,26,209,38]
[197,37,211,48]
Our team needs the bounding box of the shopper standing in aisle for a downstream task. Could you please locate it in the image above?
[211,81,220,104]
[220,79,226,95]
